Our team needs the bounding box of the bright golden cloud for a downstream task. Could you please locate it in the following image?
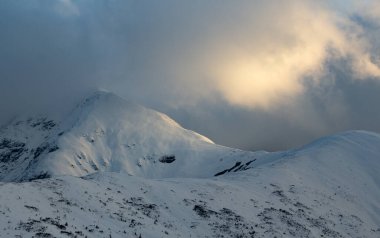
[163,0,380,110]
[196,1,380,109]
[65,0,379,111]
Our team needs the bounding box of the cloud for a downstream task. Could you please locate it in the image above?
[95,0,380,110]
[0,0,380,150]
[193,1,380,109]
[208,1,340,109]
[55,0,80,16]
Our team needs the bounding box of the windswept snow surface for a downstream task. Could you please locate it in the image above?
[0,92,379,237]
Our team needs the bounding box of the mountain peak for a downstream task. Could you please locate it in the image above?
[75,90,137,111]
[0,91,226,182]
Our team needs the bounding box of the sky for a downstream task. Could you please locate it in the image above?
[0,0,380,151]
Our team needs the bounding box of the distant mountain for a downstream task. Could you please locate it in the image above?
[0,91,379,237]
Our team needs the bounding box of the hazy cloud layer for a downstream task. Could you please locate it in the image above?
[0,0,380,150]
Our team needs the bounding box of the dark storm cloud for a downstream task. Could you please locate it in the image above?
[1,0,380,151]
[0,1,100,120]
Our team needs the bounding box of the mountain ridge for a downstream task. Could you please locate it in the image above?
[0,91,379,237]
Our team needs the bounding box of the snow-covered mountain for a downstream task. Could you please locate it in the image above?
[0,91,379,238]
[0,91,262,182]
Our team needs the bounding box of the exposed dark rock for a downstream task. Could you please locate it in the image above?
[34,232,54,238]
[34,144,49,159]
[0,139,27,163]
[159,155,176,163]
[28,172,51,181]
[48,145,59,153]
[214,159,257,176]
[24,205,39,212]
[123,197,159,219]
[193,204,216,218]
[29,118,56,131]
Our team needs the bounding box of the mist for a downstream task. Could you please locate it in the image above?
[1,0,380,151]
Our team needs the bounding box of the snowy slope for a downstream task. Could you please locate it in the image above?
[0,91,264,182]
[0,131,379,237]
[0,92,379,237]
